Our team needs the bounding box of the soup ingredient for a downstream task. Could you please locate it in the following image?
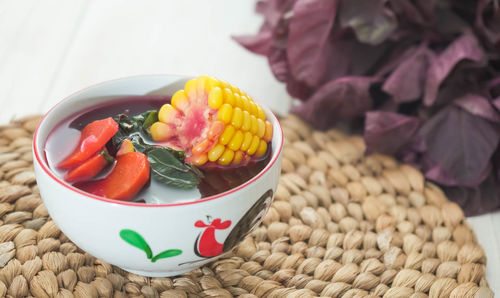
[81,152,150,201]
[64,149,113,182]
[117,139,134,156]
[147,147,201,189]
[58,117,118,169]
[149,76,273,166]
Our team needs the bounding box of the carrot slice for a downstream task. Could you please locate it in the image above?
[58,117,118,169]
[64,149,113,183]
[84,152,150,201]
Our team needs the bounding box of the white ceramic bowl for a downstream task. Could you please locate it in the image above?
[33,75,283,277]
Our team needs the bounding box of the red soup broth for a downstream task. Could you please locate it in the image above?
[44,95,272,204]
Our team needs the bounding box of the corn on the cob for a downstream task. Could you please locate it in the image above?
[149,76,273,166]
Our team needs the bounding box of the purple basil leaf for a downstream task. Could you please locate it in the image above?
[320,38,389,82]
[488,77,500,99]
[433,68,483,107]
[375,46,419,77]
[287,0,338,88]
[454,93,500,123]
[286,75,313,100]
[425,161,492,187]
[475,0,500,48]
[292,76,376,129]
[268,47,288,82]
[443,174,500,216]
[420,105,500,186]
[423,33,486,106]
[389,0,425,25]
[232,31,272,56]
[256,0,296,29]
[414,0,439,20]
[425,163,459,186]
[401,137,426,165]
[339,0,397,45]
[267,19,290,82]
[382,46,432,103]
[325,39,352,80]
[364,111,421,155]
[493,97,500,111]
[435,7,469,35]
[349,40,389,76]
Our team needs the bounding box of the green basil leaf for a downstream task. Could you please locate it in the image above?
[129,134,152,153]
[142,110,158,129]
[119,229,153,259]
[111,114,138,153]
[147,147,200,189]
[158,146,186,161]
[151,249,183,262]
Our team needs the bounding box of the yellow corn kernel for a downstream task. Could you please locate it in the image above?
[241,111,251,131]
[185,79,198,98]
[218,148,234,165]
[150,122,174,141]
[117,139,134,156]
[217,103,233,124]
[228,130,244,151]
[220,80,231,90]
[208,87,223,109]
[233,93,243,109]
[257,105,266,120]
[208,144,225,162]
[231,107,243,129]
[207,121,225,139]
[204,76,220,92]
[255,140,268,157]
[231,85,241,94]
[247,135,260,155]
[256,118,266,138]
[196,76,208,92]
[241,96,252,112]
[250,115,259,135]
[241,131,253,151]
[223,88,235,106]
[158,104,177,123]
[263,121,273,142]
[191,154,208,166]
[249,101,259,116]
[192,139,211,155]
[219,125,235,145]
[171,90,189,111]
[233,150,244,165]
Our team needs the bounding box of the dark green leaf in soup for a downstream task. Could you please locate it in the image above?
[128,134,150,153]
[132,110,158,136]
[110,114,138,153]
[141,110,158,129]
[110,111,159,154]
[146,147,200,189]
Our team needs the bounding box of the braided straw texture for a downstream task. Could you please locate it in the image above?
[0,114,493,298]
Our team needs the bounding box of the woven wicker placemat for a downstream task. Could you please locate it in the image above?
[0,114,493,298]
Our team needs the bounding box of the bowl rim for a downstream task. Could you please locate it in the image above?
[33,74,284,208]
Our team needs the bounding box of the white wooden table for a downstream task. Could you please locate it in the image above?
[1,0,498,292]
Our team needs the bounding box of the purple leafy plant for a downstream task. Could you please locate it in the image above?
[234,0,500,216]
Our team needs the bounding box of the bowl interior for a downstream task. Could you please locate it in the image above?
[33,75,284,206]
